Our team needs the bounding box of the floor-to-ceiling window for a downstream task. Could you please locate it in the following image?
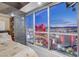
[49,3,78,56]
[35,8,48,48]
[25,14,34,44]
[25,2,78,56]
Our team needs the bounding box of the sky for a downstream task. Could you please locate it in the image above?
[25,14,33,28]
[25,2,78,28]
[35,8,48,26]
[50,3,78,27]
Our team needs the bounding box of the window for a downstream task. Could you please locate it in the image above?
[25,14,33,29]
[35,8,48,47]
[49,3,78,56]
[25,14,34,43]
[35,8,48,32]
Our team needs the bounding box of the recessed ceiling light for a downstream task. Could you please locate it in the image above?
[37,2,42,5]
[10,12,15,17]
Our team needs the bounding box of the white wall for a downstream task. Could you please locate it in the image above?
[0,14,10,31]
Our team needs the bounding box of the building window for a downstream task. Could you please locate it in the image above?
[35,8,48,32]
[49,3,78,56]
[25,14,34,44]
[35,8,48,48]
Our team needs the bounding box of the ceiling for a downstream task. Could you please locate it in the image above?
[20,2,51,13]
[0,2,29,15]
[3,2,29,9]
[0,2,76,16]
[0,2,51,15]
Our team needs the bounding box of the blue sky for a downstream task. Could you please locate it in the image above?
[25,14,33,28]
[50,3,77,27]
[25,3,77,28]
[35,8,48,26]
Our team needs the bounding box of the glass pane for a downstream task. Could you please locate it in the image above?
[25,14,33,29]
[25,14,34,44]
[35,8,48,48]
[49,3,78,56]
[35,33,48,48]
[35,8,48,32]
